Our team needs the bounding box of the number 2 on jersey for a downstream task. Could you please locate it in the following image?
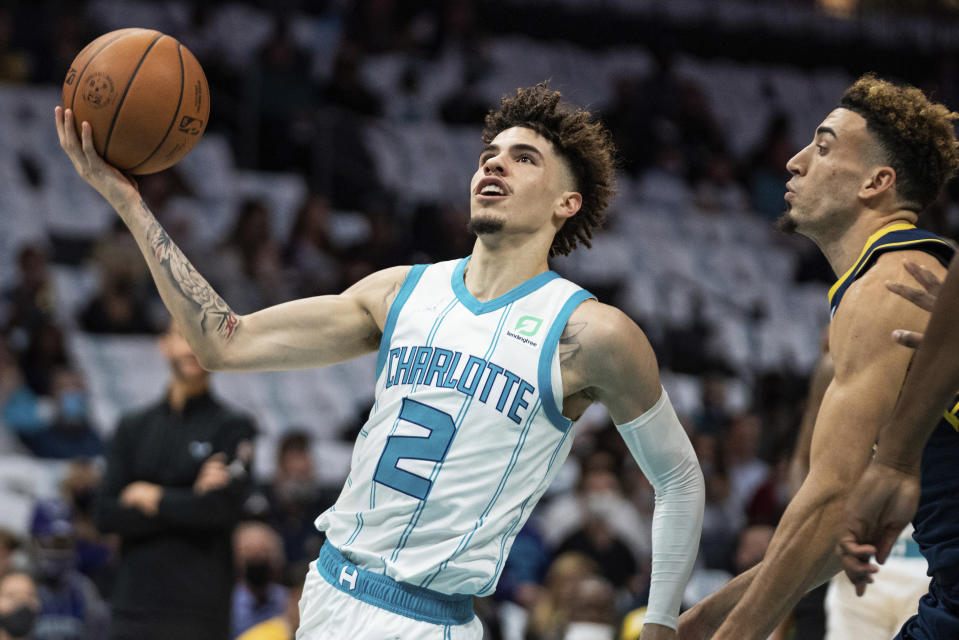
[373,398,455,500]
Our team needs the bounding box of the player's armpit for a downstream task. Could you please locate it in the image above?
[209,265,412,372]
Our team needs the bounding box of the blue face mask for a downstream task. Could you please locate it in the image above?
[58,391,88,422]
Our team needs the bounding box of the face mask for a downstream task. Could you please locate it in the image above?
[0,605,37,638]
[244,561,271,589]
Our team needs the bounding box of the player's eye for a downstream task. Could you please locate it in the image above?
[517,154,534,163]
[816,144,827,155]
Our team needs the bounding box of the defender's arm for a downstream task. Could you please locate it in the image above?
[710,252,943,640]
[56,107,408,371]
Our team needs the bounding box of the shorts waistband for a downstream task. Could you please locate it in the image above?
[317,541,474,626]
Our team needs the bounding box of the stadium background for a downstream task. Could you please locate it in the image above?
[2,0,959,638]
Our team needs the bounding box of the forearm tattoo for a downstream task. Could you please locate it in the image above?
[145,206,239,339]
[559,321,585,363]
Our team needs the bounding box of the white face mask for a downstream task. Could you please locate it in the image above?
[563,622,616,640]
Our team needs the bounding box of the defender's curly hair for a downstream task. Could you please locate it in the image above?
[482,83,616,256]
[839,74,959,211]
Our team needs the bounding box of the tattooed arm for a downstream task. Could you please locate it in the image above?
[560,300,662,423]
[56,107,408,371]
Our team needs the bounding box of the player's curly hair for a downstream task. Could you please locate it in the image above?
[839,74,959,212]
[483,83,616,256]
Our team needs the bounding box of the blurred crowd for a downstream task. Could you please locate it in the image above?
[2,1,959,639]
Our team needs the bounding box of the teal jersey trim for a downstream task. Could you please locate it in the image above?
[376,264,428,380]
[538,289,595,432]
[451,256,561,315]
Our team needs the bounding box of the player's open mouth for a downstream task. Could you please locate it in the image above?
[475,177,509,200]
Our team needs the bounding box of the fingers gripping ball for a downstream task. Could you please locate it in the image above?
[62,28,209,175]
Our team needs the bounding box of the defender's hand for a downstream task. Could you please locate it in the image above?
[54,106,139,206]
[885,260,944,349]
[837,462,920,596]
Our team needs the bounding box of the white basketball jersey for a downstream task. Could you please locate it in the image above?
[316,257,594,596]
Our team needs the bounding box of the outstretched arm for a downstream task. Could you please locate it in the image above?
[706,253,941,640]
[56,107,407,371]
[571,302,705,638]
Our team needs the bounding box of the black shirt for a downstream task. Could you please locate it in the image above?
[95,391,255,631]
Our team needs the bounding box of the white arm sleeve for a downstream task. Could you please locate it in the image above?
[616,387,705,630]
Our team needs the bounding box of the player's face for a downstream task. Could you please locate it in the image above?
[781,108,875,238]
[468,127,576,238]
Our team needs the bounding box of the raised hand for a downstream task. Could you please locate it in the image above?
[54,106,138,206]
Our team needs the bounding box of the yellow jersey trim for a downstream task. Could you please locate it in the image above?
[828,223,952,306]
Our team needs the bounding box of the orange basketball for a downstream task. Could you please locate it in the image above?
[62,29,210,175]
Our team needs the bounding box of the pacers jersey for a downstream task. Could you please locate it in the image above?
[316,257,594,596]
[828,222,959,597]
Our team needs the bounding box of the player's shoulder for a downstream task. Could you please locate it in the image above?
[841,247,946,312]
[566,299,651,360]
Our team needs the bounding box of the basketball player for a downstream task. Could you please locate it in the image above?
[54,85,705,639]
[678,74,959,640]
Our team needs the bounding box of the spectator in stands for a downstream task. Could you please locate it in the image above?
[213,199,293,315]
[255,18,320,172]
[0,9,29,83]
[496,521,551,612]
[745,112,795,220]
[94,322,255,640]
[693,375,732,435]
[29,498,109,640]
[732,524,774,575]
[694,152,750,214]
[0,530,20,578]
[324,42,382,117]
[18,322,69,397]
[555,495,643,593]
[0,571,40,640]
[527,553,600,640]
[80,219,158,335]
[60,461,113,597]
[693,432,741,571]
[3,366,102,459]
[283,194,339,298]
[257,431,333,563]
[722,412,770,519]
[236,564,307,640]
[231,522,288,639]
[2,245,54,353]
[564,575,618,640]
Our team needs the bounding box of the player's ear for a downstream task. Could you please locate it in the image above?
[555,191,582,220]
[860,165,896,201]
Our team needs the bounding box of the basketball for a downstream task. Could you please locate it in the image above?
[61,28,210,175]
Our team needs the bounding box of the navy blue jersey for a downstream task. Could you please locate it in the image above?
[828,223,959,604]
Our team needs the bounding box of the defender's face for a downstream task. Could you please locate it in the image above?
[783,108,875,237]
[469,127,573,236]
